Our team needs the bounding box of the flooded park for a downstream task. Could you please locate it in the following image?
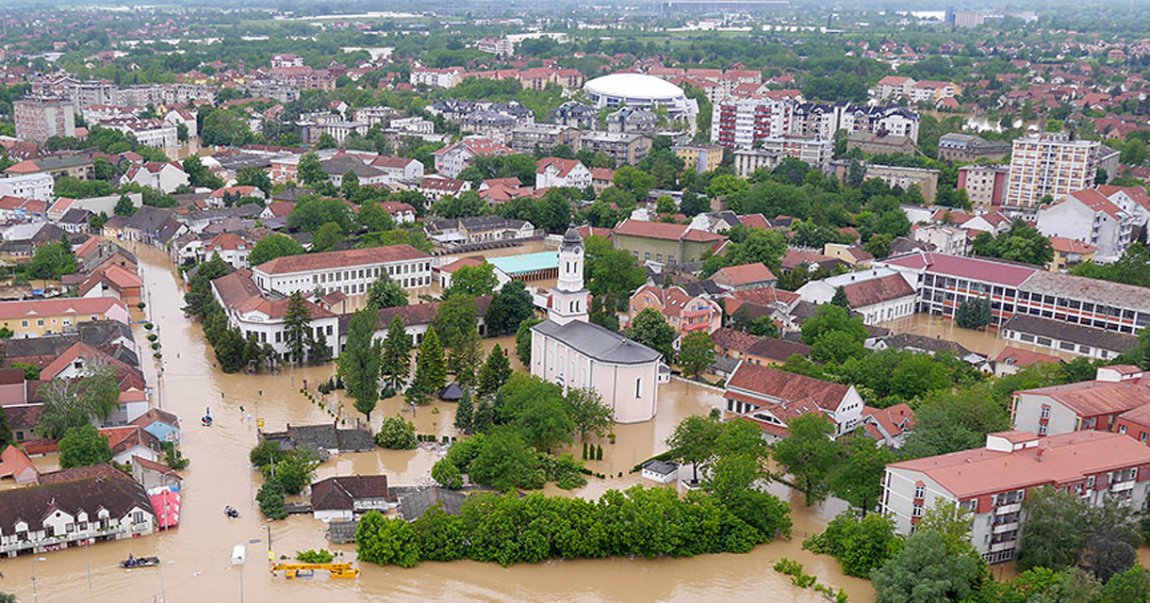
[0,243,876,603]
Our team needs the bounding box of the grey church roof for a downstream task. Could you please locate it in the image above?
[532,319,663,365]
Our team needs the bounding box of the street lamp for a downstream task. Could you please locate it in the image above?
[30,556,45,603]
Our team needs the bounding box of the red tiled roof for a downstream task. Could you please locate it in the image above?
[842,273,915,308]
[212,270,336,320]
[1049,236,1097,255]
[726,362,849,412]
[882,252,1038,287]
[0,297,127,322]
[711,328,761,353]
[888,431,1150,499]
[713,263,776,287]
[254,245,428,275]
[536,157,584,177]
[994,345,1060,368]
[1016,376,1150,418]
[739,214,772,230]
[613,219,689,241]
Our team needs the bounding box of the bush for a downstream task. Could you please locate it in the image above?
[376,416,418,449]
[257,479,288,520]
[296,549,335,563]
[431,459,464,489]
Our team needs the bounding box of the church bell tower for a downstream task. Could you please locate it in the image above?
[548,227,590,325]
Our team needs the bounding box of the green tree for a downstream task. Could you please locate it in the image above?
[410,327,447,403]
[800,304,868,347]
[486,280,535,335]
[380,316,412,391]
[497,374,574,453]
[515,317,541,366]
[27,242,78,279]
[830,434,895,515]
[58,424,113,468]
[283,292,312,364]
[454,389,474,434]
[625,308,676,363]
[0,405,11,452]
[830,286,850,309]
[248,234,305,267]
[678,331,715,379]
[971,221,1054,267]
[432,294,482,380]
[257,478,288,520]
[114,194,136,216]
[564,387,613,441]
[803,512,903,578]
[356,511,421,568]
[184,255,230,317]
[339,307,383,422]
[357,199,395,233]
[477,344,512,398]
[376,416,418,449]
[464,428,545,490]
[36,367,122,440]
[666,415,722,484]
[311,221,345,252]
[447,264,498,297]
[183,155,223,189]
[288,196,353,233]
[367,274,407,309]
[431,458,464,489]
[236,167,272,195]
[340,170,360,200]
[270,450,319,495]
[297,152,327,186]
[871,530,987,603]
[772,414,840,506]
[955,297,993,330]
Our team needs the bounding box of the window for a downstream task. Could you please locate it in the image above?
[635,378,642,398]
[1038,424,1048,436]
[132,511,145,524]
[912,504,924,517]
[36,319,43,327]
[1040,406,1050,419]
[914,485,925,499]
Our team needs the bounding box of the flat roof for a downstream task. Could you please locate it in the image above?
[488,251,558,276]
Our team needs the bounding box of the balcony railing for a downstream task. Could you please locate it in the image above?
[996,503,1022,514]
[992,522,1019,534]
[1112,480,1136,492]
[990,540,1017,553]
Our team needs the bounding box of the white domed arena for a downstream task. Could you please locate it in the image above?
[583,73,699,133]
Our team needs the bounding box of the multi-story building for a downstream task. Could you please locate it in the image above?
[99,118,178,149]
[0,464,157,558]
[1036,189,1138,263]
[732,148,784,178]
[1005,133,1120,211]
[882,430,1150,564]
[795,268,917,325]
[432,136,512,178]
[579,132,652,166]
[535,157,592,190]
[0,296,130,338]
[938,133,1011,163]
[1048,236,1096,272]
[508,123,580,155]
[628,284,723,339]
[0,173,53,200]
[212,269,340,360]
[476,37,516,57]
[1012,365,1150,437]
[612,219,726,266]
[674,144,724,174]
[251,245,433,297]
[710,94,797,149]
[958,164,1010,209]
[881,252,1150,341]
[723,361,865,441]
[14,97,75,142]
[759,136,833,173]
[410,67,465,89]
[835,162,940,203]
[119,161,189,194]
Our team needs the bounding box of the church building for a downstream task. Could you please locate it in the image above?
[530,228,667,424]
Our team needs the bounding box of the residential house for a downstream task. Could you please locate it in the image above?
[201,232,253,269]
[711,263,777,292]
[0,464,156,557]
[1048,236,1096,272]
[723,361,865,441]
[627,285,722,340]
[98,426,161,466]
[432,137,511,178]
[535,157,592,190]
[0,297,130,339]
[258,423,375,461]
[1012,365,1150,437]
[993,346,1061,377]
[119,162,189,194]
[130,408,181,445]
[419,176,471,202]
[310,475,395,522]
[796,268,917,325]
[1036,189,1137,263]
[78,264,143,306]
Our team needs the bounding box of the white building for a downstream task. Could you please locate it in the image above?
[0,465,156,558]
[432,136,511,179]
[535,157,592,189]
[101,118,178,149]
[164,108,198,139]
[583,73,699,134]
[913,223,970,256]
[1036,189,1137,263]
[0,173,54,200]
[119,161,189,194]
[251,245,432,298]
[723,361,865,441]
[211,269,341,359]
[531,228,667,424]
[1006,133,1120,210]
[795,268,917,325]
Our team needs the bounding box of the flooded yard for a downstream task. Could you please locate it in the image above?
[0,243,876,603]
[878,313,1077,361]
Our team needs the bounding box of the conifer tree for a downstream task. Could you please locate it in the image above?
[477,344,512,398]
[380,316,412,391]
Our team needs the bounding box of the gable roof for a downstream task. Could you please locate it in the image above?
[842,273,915,308]
[254,245,428,275]
[0,464,151,533]
[532,319,663,365]
[311,475,392,511]
[726,362,850,412]
[713,263,776,287]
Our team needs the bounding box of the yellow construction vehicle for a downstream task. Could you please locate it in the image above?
[269,561,360,579]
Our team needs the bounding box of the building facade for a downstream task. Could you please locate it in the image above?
[1005,133,1120,210]
[251,245,432,297]
[14,97,76,142]
[958,164,1009,209]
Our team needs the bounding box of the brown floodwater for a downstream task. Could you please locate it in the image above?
[877,313,1078,361]
[0,243,876,603]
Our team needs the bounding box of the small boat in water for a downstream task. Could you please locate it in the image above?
[121,555,160,569]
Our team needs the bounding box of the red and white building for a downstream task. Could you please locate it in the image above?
[535,157,592,190]
[723,361,865,441]
[432,136,512,178]
[627,285,722,340]
[882,430,1150,563]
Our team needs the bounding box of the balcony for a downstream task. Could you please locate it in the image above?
[1112,480,1136,492]
[992,522,1019,534]
[990,540,1017,553]
[996,503,1022,514]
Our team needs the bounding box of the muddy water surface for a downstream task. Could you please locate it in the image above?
[0,244,875,603]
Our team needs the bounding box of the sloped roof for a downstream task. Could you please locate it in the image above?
[254,245,428,276]
[726,362,849,412]
[532,319,662,365]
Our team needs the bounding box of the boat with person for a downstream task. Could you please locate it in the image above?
[120,555,160,569]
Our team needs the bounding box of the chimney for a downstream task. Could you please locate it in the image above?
[1035,447,1046,462]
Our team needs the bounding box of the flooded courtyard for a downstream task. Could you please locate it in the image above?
[0,244,876,603]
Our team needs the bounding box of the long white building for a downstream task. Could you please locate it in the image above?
[250,245,432,298]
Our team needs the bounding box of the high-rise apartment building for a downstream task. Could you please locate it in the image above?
[14,97,76,143]
[1005,133,1120,210]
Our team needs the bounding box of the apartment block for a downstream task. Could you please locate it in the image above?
[14,97,76,143]
[1005,133,1120,210]
[579,132,652,166]
[958,164,1009,209]
[508,123,580,155]
[882,430,1150,564]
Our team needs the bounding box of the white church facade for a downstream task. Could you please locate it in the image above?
[530,228,667,424]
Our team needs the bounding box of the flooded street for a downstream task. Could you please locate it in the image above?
[878,313,1076,361]
[0,244,875,603]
